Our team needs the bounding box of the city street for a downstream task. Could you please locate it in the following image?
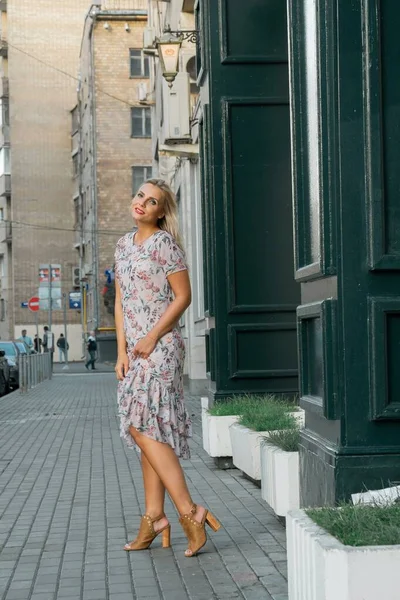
[0,370,288,600]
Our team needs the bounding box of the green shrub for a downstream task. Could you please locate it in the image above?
[263,427,301,452]
[238,396,297,432]
[307,504,400,547]
[207,395,255,417]
[207,393,297,418]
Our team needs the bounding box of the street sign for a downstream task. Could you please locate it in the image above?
[39,267,49,284]
[28,296,40,312]
[21,302,28,308]
[39,284,62,310]
[39,264,61,286]
[69,291,82,310]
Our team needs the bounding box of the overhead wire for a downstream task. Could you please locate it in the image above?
[5,219,128,237]
[3,38,148,110]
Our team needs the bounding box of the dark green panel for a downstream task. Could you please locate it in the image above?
[220,0,287,63]
[228,324,297,379]
[202,0,299,397]
[290,0,400,505]
[306,318,323,399]
[224,100,298,312]
[380,1,400,256]
[300,433,400,506]
[364,0,400,269]
[368,297,400,420]
[195,0,210,83]
[387,314,400,407]
[198,114,210,315]
[297,300,338,420]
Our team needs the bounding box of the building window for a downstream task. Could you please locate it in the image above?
[131,107,151,137]
[72,152,79,178]
[0,208,4,222]
[0,299,5,321]
[0,148,10,176]
[74,197,80,228]
[71,105,79,134]
[0,100,9,127]
[130,49,150,78]
[132,166,152,194]
[0,255,4,278]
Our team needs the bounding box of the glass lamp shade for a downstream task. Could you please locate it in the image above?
[158,36,182,85]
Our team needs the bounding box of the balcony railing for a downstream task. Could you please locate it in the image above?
[0,174,10,197]
[0,39,7,58]
[0,125,9,147]
[74,226,82,247]
[4,220,11,243]
[0,77,8,98]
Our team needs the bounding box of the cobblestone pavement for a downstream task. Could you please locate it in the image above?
[0,373,288,600]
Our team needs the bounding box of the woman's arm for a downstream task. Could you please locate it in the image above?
[115,279,129,380]
[133,270,191,359]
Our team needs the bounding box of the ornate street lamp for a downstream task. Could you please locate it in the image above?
[156,25,198,87]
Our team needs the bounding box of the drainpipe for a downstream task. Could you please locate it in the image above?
[89,14,100,332]
[77,73,86,356]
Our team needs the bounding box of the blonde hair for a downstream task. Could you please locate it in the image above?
[144,178,184,251]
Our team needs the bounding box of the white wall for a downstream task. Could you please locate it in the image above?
[176,159,206,381]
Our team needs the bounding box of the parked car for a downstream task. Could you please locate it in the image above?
[0,341,20,389]
[0,349,10,395]
[14,341,28,355]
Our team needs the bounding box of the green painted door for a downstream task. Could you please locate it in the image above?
[198,0,300,400]
[289,0,400,504]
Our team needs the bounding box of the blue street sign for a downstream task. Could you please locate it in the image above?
[69,292,82,310]
[21,302,28,308]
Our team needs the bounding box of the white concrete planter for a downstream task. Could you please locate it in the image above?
[287,509,400,600]
[201,397,238,457]
[292,408,305,426]
[229,422,270,480]
[260,442,299,517]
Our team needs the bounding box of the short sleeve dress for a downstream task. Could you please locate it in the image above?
[115,229,192,459]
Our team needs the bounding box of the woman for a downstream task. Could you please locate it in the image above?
[115,179,221,557]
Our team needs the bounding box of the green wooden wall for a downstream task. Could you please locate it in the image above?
[197,0,300,400]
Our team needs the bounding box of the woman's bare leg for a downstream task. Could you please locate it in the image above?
[141,452,168,532]
[129,426,206,555]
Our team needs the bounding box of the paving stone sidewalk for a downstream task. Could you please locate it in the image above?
[0,372,288,600]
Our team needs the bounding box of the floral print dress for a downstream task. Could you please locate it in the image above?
[115,229,192,459]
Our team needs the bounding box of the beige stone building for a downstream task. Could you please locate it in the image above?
[1,0,93,358]
[77,2,151,356]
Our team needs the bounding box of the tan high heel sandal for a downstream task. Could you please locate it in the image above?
[179,503,221,557]
[123,514,171,551]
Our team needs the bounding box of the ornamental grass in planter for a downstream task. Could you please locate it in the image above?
[230,394,298,481]
[260,427,301,518]
[287,503,400,600]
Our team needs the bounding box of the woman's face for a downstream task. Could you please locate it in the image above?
[131,183,165,226]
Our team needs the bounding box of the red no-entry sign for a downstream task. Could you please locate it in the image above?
[28,296,40,312]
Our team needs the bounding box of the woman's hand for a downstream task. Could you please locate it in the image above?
[133,334,158,359]
[115,352,129,381]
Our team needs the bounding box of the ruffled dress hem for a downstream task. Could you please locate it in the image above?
[118,362,192,459]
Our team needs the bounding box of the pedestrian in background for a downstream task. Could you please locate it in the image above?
[18,329,33,353]
[56,333,68,363]
[34,334,42,353]
[85,331,97,370]
[43,326,54,369]
[115,179,221,557]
